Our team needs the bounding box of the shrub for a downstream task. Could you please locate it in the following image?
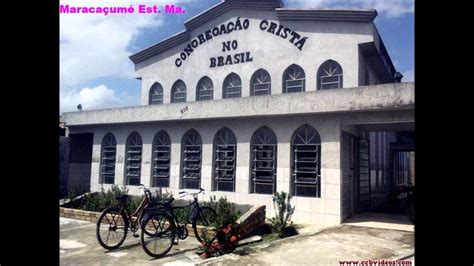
[67,185,89,200]
[204,195,241,227]
[81,185,128,212]
[270,191,296,238]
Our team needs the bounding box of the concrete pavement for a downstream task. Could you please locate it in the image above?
[60,217,414,265]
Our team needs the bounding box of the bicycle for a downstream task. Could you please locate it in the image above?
[139,187,218,258]
[96,184,159,250]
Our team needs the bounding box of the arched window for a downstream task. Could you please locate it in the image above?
[149,83,163,105]
[317,60,343,90]
[100,133,116,184]
[250,69,271,96]
[250,126,277,194]
[180,129,202,189]
[291,125,321,197]
[152,131,171,187]
[213,128,237,192]
[196,76,213,101]
[283,64,305,93]
[125,131,142,185]
[171,80,187,103]
[222,73,242,98]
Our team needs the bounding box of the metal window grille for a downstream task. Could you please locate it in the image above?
[172,80,187,103]
[251,69,271,96]
[100,133,116,184]
[152,131,171,187]
[149,83,163,105]
[125,132,142,186]
[318,60,343,90]
[251,127,277,194]
[291,125,321,197]
[197,77,213,101]
[283,65,305,93]
[181,130,202,189]
[223,73,242,98]
[213,128,237,192]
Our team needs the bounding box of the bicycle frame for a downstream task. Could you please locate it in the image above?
[167,197,200,226]
[112,189,154,232]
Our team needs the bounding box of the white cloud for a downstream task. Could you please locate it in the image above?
[60,0,166,87]
[402,70,414,82]
[284,0,414,18]
[60,0,179,113]
[60,84,137,112]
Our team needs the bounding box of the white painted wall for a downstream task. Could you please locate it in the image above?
[135,9,375,106]
[81,114,341,225]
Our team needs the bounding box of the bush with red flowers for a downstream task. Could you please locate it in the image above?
[197,223,241,259]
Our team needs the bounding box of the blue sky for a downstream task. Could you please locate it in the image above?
[60,0,414,113]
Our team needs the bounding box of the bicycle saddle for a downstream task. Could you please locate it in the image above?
[162,197,174,205]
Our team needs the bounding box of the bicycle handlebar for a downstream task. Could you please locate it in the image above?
[139,184,153,200]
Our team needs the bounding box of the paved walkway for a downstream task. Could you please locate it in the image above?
[206,225,414,265]
[60,217,414,265]
[60,218,203,265]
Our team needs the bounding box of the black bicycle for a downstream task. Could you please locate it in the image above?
[140,187,217,258]
[96,185,158,250]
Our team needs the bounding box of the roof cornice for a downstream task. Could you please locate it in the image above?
[184,0,283,32]
[275,9,377,22]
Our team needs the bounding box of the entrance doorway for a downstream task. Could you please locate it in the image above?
[354,131,415,217]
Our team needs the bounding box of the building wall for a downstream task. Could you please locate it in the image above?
[77,114,341,225]
[136,9,375,105]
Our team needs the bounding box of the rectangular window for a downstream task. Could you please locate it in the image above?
[101,146,116,184]
[224,86,241,98]
[293,144,321,197]
[126,145,142,185]
[253,83,271,95]
[214,144,236,192]
[153,145,170,187]
[151,93,163,104]
[173,92,186,103]
[252,144,277,194]
[320,75,342,90]
[182,145,201,189]
[285,79,304,93]
[198,88,213,101]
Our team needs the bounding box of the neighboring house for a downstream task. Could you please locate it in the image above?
[62,0,414,225]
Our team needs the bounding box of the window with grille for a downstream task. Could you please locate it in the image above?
[251,126,277,194]
[291,125,321,197]
[181,129,202,189]
[149,83,163,105]
[171,80,187,103]
[196,76,213,101]
[213,128,237,192]
[317,60,343,90]
[152,131,171,187]
[100,133,116,184]
[251,69,271,96]
[223,73,242,98]
[283,64,305,93]
[125,132,142,186]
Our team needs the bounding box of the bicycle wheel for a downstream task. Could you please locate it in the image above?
[192,207,218,244]
[96,207,128,250]
[139,214,157,237]
[140,212,176,258]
